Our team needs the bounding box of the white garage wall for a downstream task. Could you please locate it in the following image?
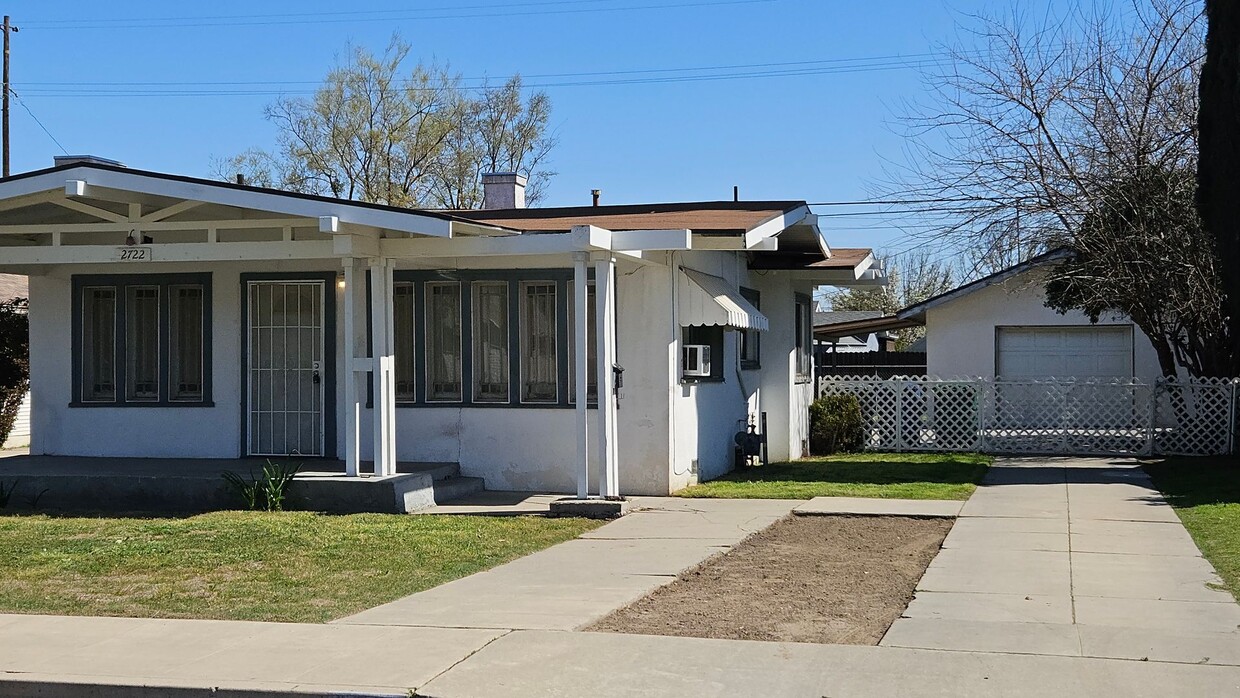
[925,268,1167,382]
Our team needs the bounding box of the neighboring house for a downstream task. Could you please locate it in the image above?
[0,159,884,496]
[825,250,1165,382]
[813,310,896,353]
[0,273,29,449]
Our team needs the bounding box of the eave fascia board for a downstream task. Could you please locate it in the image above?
[745,204,810,249]
[3,167,456,238]
[895,247,1075,320]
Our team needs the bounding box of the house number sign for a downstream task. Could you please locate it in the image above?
[116,246,153,262]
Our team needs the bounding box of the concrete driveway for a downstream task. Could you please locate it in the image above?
[883,457,1240,665]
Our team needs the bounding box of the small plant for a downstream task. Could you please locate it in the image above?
[223,460,301,511]
[808,393,866,455]
[24,487,48,510]
[0,479,16,509]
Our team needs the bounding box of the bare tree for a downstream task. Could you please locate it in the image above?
[213,36,555,208]
[828,250,958,349]
[891,0,1230,376]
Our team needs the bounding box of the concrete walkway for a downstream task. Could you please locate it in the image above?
[338,497,796,631]
[883,457,1240,666]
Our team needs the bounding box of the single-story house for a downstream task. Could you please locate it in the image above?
[0,159,884,497]
[0,272,29,449]
[819,249,1165,382]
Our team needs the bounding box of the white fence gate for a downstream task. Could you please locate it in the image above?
[818,376,1239,457]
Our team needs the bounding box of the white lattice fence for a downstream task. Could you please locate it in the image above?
[819,375,1238,457]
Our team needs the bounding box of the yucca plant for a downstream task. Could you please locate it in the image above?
[0,479,16,510]
[223,460,301,511]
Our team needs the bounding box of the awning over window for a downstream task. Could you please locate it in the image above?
[678,268,769,331]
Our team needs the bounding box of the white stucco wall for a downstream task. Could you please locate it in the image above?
[27,250,813,495]
[925,268,1165,381]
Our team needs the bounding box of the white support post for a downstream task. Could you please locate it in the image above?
[595,255,620,498]
[573,252,590,499]
[342,258,358,476]
[383,258,397,470]
[369,258,397,477]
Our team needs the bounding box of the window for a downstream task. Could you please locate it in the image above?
[386,270,592,408]
[682,325,724,382]
[795,293,812,383]
[81,287,117,402]
[520,281,558,403]
[739,287,761,370]
[568,281,597,403]
[426,282,463,401]
[169,285,204,401]
[73,274,212,406]
[472,281,510,402]
[393,283,416,400]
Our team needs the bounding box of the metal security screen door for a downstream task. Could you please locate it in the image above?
[247,281,325,456]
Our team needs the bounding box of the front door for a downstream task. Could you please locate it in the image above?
[247,280,324,456]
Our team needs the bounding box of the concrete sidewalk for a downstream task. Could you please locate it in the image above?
[337,497,796,631]
[883,457,1240,665]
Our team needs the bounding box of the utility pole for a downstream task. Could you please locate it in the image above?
[2,16,17,178]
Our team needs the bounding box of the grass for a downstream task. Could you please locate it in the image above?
[0,511,600,623]
[1144,457,1240,601]
[675,452,992,500]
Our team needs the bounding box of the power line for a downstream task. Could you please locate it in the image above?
[20,0,776,30]
[10,90,68,155]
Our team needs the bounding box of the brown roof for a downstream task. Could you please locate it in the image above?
[450,201,805,235]
[749,247,872,271]
[0,274,27,301]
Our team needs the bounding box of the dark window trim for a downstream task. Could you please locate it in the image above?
[739,286,761,371]
[681,324,726,384]
[70,272,214,408]
[368,268,597,409]
[238,272,338,460]
[794,292,812,384]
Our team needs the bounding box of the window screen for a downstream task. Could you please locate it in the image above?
[426,282,462,401]
[520,281,558,402]
[472,281,510,402]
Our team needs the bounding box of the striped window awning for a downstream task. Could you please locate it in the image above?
[678,268,768,331]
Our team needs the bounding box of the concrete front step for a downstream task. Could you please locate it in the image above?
[432,476,486,504]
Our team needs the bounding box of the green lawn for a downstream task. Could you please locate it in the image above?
[1144,457,1240,601]
[675,452,992,500]
[0,511,600,623]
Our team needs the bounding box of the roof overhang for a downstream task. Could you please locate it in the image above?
[896,247,1075,322]
[678,267,769,331]
[814,314,922,339]
[748,248,887,286]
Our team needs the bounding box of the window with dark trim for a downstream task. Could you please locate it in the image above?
[739,287,761,370]
[682,325,725,383]
[72,273,213,406]
[387,269,595,408]
[795,293,812,383]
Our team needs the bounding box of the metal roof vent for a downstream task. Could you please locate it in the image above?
[53,155,126,168]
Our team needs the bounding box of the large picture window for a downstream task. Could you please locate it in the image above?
[520,281,559,403]
[425,282,463,402]
[472,281,510,402]
[387,270,592,408]
[72,274,212,406]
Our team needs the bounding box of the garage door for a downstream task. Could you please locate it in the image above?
[996,326,1133,378]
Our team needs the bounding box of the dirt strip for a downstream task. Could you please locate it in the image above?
[588,514,952,645]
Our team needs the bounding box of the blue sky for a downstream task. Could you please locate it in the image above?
[4,0,1002,252]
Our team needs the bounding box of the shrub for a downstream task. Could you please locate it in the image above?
[0,298,29,446]
[223,460,301,511]
[808,393,865,455]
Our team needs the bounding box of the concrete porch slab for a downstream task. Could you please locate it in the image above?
[793,496,963,518]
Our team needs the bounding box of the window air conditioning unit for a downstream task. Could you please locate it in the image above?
[683,344,712,377]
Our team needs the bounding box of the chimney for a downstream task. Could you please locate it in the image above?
[591,189,601,207]
[481,172,526,210]
[53,155,126,168]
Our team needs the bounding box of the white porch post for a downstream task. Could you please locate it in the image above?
[595,254,620,498]
[573,252,590,499]
[369,257,397,477]
[342,257,364,476]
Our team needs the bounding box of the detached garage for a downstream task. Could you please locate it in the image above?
[895,251,1166,383]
